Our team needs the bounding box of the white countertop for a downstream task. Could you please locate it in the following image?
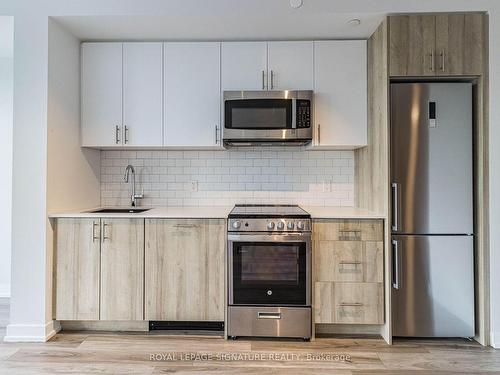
[49,206,385,220]
[49,206,233,219]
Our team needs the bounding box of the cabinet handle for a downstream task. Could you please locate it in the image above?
[429,50,435,72]
[92,221,99,242]
[215,125,218,145]
[262,70,266,90]
[115,125,120,144]
[439,49,445,72]
[339,302,364,307]
[124,126,129,144]
[102,222,110,242]
[317,124,321,145]
[270,70,274,90]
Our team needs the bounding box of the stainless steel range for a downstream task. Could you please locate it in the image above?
[227,204,312,340]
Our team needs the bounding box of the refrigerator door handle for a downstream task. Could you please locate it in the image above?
[391,182,399,232]
[392,239,400,290]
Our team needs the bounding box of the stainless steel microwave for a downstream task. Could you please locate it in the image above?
[223,90,313,147]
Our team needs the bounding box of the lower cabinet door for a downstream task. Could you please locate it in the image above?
[55,218,100,320]
[100,219,144,320]
[145,219,225,321]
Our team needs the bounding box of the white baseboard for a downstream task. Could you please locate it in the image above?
[0,283,10,298]
[3,320,61,342]
[491,331,500,349]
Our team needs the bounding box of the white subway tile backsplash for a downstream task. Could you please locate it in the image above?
[100,147,355,207]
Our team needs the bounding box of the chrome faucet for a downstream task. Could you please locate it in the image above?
[123,165,143,207]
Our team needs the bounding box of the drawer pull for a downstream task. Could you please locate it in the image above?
[339,230,362,241]
[173,224,197,228]
[339,261,362,266]
[339,302,364,307]
[258,312,281,319]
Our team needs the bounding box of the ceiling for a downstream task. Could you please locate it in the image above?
[55,13,384,41]
[47,0,490,41]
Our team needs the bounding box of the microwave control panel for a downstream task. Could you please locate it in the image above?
[296,100,311,128]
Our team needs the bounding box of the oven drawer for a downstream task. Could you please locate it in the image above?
[227,306,311,339]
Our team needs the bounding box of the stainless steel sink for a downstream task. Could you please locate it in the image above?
[89,208,151,214]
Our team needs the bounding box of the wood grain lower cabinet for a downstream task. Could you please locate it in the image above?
[55,218,100,320]
[145,219,225,321]
[313,219,384,324]
[100,219,145,320]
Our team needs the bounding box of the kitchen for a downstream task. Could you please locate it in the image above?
[1,0,499,373]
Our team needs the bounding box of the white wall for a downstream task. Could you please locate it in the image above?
[46,19,101,331]
[0,16,13,298]
[0,0,498,344]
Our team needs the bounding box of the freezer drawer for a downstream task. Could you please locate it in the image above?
[392,235,474,338]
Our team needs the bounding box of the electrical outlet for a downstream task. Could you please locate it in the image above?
[323,180,332,192]
[190,180,198,192]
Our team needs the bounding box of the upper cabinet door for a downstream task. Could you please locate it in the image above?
[164,43,221,147]
[221,42,268,90]
[435,13,485,76]
[313,41,367,149]
[122,43,163,147]
[389,15,436,76]
[81,43,123,147]
[267,41,313,90]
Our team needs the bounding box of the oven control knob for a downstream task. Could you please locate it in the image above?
[267,221,275,230]
[277,221,285,230]
[232,220,241,229]
[297,221,305,230]
[287,222,295,230]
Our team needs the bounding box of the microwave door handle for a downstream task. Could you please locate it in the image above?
[292,100,297,129]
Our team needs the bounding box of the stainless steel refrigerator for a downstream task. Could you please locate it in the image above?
[391,82,475,338]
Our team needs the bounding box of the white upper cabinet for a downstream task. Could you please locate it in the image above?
[164,43,222,147]
[122,43,163,147]
[81,40,365,150]
[81,42,163,148]
[312,40,367,149]
[81,43,123,147]
[267,41,314,90]
[222,42,268,90]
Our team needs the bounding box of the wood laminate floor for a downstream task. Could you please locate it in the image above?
[1,299,499,374]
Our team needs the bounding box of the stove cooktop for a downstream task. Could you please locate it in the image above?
[228,204,310,218]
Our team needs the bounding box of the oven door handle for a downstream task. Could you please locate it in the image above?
[227,233,311,243]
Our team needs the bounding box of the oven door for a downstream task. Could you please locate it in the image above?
[228,233,311,306]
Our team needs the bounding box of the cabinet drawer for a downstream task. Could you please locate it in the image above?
[333,282,383,324]
[314,219,384,242]
[316,240,383,283]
